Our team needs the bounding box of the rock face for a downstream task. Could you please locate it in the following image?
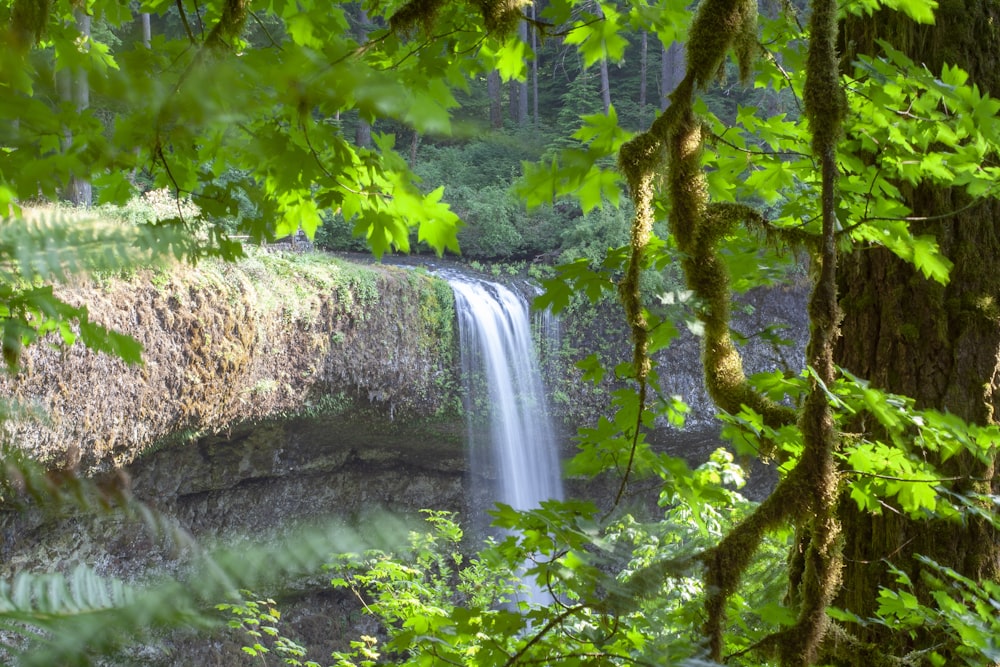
[0,252,461,471]
[0,252,474,665]
[546,282,810,429]
[0,252,809,665]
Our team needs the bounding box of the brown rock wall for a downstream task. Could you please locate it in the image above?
[0,251,460,471]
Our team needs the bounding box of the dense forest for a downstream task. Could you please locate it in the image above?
[1,0,999,665]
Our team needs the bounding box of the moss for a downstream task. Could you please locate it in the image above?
[802,0,845,154]
[1,250,462,471]
[971,294,1000,322]
[207,0,250,48]
[389,0,446,35]
[898,322,919,343]
[686,0,758,87]
[473,0,526,34]
[9,0,48,50]
[612,0,846,660]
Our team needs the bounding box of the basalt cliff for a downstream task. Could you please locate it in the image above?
[0,250,807,664]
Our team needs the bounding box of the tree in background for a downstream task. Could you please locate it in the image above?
[58,7,93,205]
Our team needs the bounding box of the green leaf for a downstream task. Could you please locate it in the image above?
[576,353,605,385]
[563,7,629,67]
[910,235,953,284]
[415,186,461,256]
[572,106,632,154]
[495,35,527,81]
[78,319,144,365]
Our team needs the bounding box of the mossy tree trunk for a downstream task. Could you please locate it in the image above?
[835,2,1000,659]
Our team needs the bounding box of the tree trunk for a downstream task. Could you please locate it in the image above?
[638,31,647,126]
[516,13,529,124]
[660,40,684,110]
[488,69,503,129]
[62,8,92,207]
[408,130,420,168]
[508,79,520,124]
[834,3,1000,661]
[592,1,611,114]
[598,56,611,114]
[354,7,373,147]
[530,1,538,125]
[141,12,151,48]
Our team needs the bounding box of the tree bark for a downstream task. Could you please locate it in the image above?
[508,79,520,124]
[516,13,528,124]
[354,7,373,147]
[530,1,538,125]
[488,69,503,129]
[62,8,92,207]
[592,1,611,114]
[638,31,647,126]
[834,3,1000,661]
[408,130,420,168]
[598,56,611,114]
[660,40,684,110]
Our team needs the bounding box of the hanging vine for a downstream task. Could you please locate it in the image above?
[615,0,845,662]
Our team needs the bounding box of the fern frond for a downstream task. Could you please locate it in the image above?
[1,207,239,284]
[0,496,413,665]
[9,519,412,666]
[0,207,246,370]
[1,209,162,284]
[0,567,205,667]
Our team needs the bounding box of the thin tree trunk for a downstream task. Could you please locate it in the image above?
[408,130,420,168]
[354,7,373,147]
[517,17,528,125]
[508,79,519,123]
[62,8,91,206]
[592,1,611,114]
[639,31,647,125]
[488,69,503,129]
[511,12,528,124]
[598,57,611,114]
[531,1,538,125]
[130,12,152,183]
[834,4,1000,662]
[355,120,372,147]
[660,40,684,110]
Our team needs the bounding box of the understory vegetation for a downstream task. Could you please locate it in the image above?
[1,0,999,665]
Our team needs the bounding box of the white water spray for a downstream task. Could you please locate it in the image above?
[444,273,564,513]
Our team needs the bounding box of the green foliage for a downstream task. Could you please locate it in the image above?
[0,206,220,369]
[1,0,1000,665]
[829,371,999,518]
[317,500,792,667]
[218,594,321,667]
[0,442,418,664]
[831,556,1000,666]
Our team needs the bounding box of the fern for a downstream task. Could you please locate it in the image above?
[36,523,411,665]
[0,516,413,665]
[0,207,246,371]
[0,208,191,284]
[0,444,414,665]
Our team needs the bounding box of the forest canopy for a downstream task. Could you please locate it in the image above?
[1,0,1000,665]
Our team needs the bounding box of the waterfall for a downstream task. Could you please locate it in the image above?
[443,273,564,514]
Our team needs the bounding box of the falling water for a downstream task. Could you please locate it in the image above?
[443,273,564,514]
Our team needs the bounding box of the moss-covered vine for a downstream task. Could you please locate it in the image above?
[615,0,845,662]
